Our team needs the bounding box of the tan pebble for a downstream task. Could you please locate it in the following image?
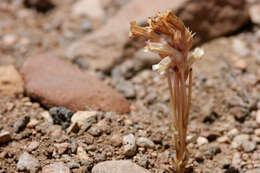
[234,59,247,70]
[217,136,229,143]
[256,110,260,124]
[27,119,39,128]
[254,129,260,137]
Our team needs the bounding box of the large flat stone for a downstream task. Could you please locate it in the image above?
[68,0,248,71]
[21,54,130,114]
[92,160,150,173]
[67,0,187,71]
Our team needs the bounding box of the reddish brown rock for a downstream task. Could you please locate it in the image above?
[177,0,249,45]
[21,54,130,114]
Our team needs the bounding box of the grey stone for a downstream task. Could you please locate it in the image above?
[13,116,30,133]
[123,134,137,157]
[17,152,40,173]
[136,137,155,149]
[42,162,70,173]
[92,160,150,173]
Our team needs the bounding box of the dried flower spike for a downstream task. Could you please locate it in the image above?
[130,10,204,173]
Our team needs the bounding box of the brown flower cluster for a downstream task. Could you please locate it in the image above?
[129,10,204,173]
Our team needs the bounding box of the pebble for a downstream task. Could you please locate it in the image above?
[13,116,30,133]
[242,141,256,152]
[115,79,136,99]
[41,111,53,124]
[246,168,260,173]
[80,19,92,32]
[54,143,70,155]
[47,125,63,139]
[136,137,155,149]
[123,134,137,157]
[17,152,40,173]
[49,107,74,129]
[234,59,248,70]
[0,131,11,144]
[230,106,248,122]
[95,153,107,162]
[227,128,239,139]
[88,125,102,137]
[232,152,241,168]
[256,110,260,124]
[249,4,260,25]
[67,111,97,133]
[232,134,249,149]
[27,141,40,152]
[27,119,39,128]
[92,160,150,173]
[0,65,24,97]
[217,136,229,143]
[110,134,122,147]
[196,136,209,146]
[72,0,104,20]
[77,146,89,161]
[67,161,80,169]
[3,34,17,46]
[232,39,250,57]
[42,162,70,173]
[254,128,260,137]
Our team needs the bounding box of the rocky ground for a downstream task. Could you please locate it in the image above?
[0,0,260,173]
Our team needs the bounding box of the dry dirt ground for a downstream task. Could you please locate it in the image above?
[0,0,260,173]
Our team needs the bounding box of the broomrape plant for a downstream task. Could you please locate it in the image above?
[129,10,204,173]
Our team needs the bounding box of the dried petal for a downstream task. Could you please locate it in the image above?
[188,48,204,66]
[152,56,172,75]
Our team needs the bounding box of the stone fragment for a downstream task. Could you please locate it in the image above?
[246,168,260,173]
[232,38,250,57]
[77,146,89,161]
[17,152,40,173]
[68,111,97,133]
[13,116,30,133]
[72,0,104,21]
[27,119,39,128]
[49,107,74,129]
[242,141,256,152]
[256,110,260,124]
[92,160,151,173]
[232,152,241,168]
[123,134,137,157]
[47,125,63,139]
[0,131,11,144]
[136,137,155,149]
[27,141,40,152]
[42,162,70,173]
[249,4,260,25]
[21,54,130,114]
[41,111,53,124]
[0,65,24,97]
[54,143,70,155]
[217,136,229,143]
[110,134,122,147]
[254,128,260,137]
[197,137,209,146]
[232,134,249,149]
